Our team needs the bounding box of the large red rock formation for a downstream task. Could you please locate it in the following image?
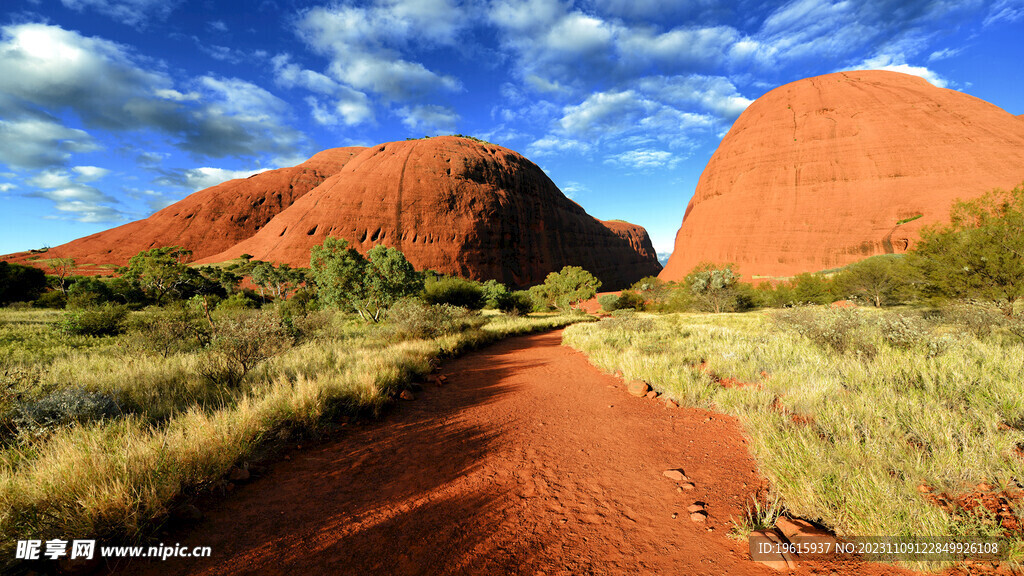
[660,70,1024,281]
[201,136,661,289]
[5,147,364,269]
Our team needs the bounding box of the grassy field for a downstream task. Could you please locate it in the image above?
[563,308,1024,567]
[0,306,586,566]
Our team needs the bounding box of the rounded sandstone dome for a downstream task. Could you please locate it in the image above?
[660,70,1024,280]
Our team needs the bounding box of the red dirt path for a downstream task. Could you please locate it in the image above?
[112,330,917,576]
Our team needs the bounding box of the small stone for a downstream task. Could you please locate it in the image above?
[749,530,797,571]
[614,370,624,378]
[646,390,659,399]
[671,512,678,519]
[680,482,696,491]
[689,511,707,523]
[627,380,651,396]
[664,399,679,409]
[663,469,688,482]
[400,390,416,401]
[227,466,250,482]
[687,503,705,513]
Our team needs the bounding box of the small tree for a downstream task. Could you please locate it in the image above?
[49,257,77,294]
[0,262,47,305]
[309,238,422,321]
[834,255,913,307]
[686,263,738,313]
[540,266,601,311]
[910,184,1024,315]
[251,262,305,300]
[119,246,193,305]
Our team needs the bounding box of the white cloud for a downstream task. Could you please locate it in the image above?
[25,167,125,223]
[637,75,752,118]
[0,182,17,193]
[605,148,680,170]
[985,0,1024,25]
[72,166,110,181]
[526,135,592,157]
[399,104,459,132]
[854,55,948,88]
[559,180,587,199]
[295,3,464,102]
[0,23,306,166]
[156,166,273,192]
[59,0,185,27]
[928,47,962,61]
[0,116,99,170]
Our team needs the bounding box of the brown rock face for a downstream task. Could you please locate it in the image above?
[660,70,1024,281]
[201,136,661,289]
[10,147,365,267]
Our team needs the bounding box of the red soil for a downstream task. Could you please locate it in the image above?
[661,70,1024,281]
[110,330,918,576]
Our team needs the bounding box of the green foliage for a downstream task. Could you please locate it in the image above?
[310,237,423,321]
[535,266,602,311]
[771,306,876,358]
[200,310,293,387]
[32,290,66,309]
[941,300,1006,339]
[128,304,211,357]
[911,184,1024,314]
[480,279,510,309]
[598,294,619,313]
[833,255,915,307]
[500,290,534,315]
[0,262,46,305]
[422,276,486,309]
[54,304,129,337]
[385,298,485,339]
[789,272,834,305]
[685,263,740,313]
[66,277,113,308]
[249,261,304,300]
[599,291,646,312]
[118,247,194,305]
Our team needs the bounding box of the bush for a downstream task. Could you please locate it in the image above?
[55,304,129,337]
[942,300,1005,339]
[200,311,293,387]
[217,292,259,311]
[128,304,211,357]
[771,306,876,358]
[386,298,485,339]
[7,388,122,442]
[32,290,67,309]
[66,277,113,308]
[598,294,620,312]
[0,262,46,305]
[422,276,486,309]
[497,290,533,316]
[481,280,510,309]
[874,312,930,350]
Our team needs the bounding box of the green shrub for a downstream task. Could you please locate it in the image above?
[0,262,46,305]
[386,298,485,339]
[874,312,930,350]
[128,304,211,357]
[499,291,534,316]
[32,290,67,309]
[942,300,1005,339]
[480,280,510,309]
[771,306,876,358]
[598,294,620,312]
[422,276,485,309]
[66,277,113,308]
[54,304,129,337]
[216,292,259,311]
[200,311,293,388]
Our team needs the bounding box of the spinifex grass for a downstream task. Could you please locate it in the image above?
[563,310,1024,567]
[0,307,585,566]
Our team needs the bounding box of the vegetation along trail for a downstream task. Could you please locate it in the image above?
[115,329,910,576]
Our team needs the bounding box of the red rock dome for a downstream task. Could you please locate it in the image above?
[660,70,1024,281]
[3,147,364,270]
[201,136,661,289]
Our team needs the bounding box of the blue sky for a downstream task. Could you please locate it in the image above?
[1,0,1022,258]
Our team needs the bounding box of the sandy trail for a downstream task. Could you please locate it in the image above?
[115,329,909,575]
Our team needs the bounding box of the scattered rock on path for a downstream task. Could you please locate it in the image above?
[400,390,416,401]
[627,380,651,396]
[687,503,705,513]
[645,390,659,399]
[689,511,707,523]
[663,469,688,482]
[664,399,679,408]
[679,482,696,491]
[774,517,838,547]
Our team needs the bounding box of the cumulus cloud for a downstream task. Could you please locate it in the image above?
[854,54,948,88]
[155,166,273,192]
[25,167,125,223]
[399,104,459,132]
[0,23,306,168]
[59,0,185,27]
[295,2,464,102]
[559,180,587,199]
[273,54,374,125]
[605,148,679,170]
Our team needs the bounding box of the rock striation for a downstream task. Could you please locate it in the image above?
[201,137,661,289]
[660,70,1024,281]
